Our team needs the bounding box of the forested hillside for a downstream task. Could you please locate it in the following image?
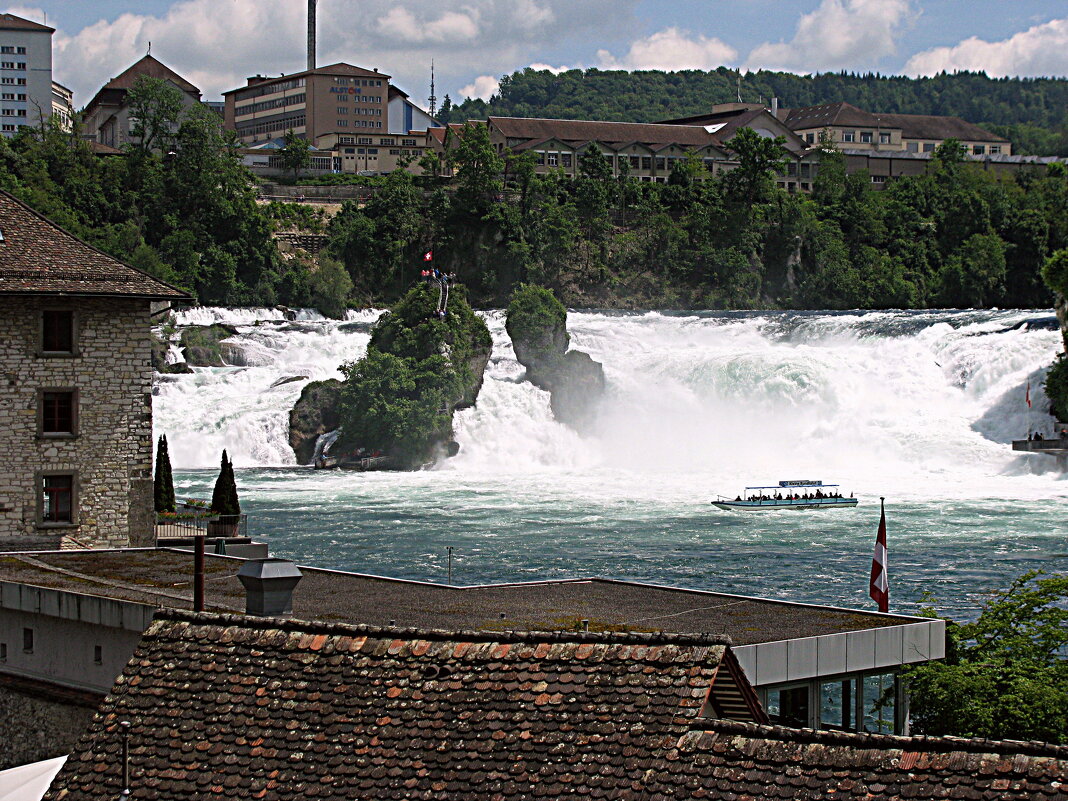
[438,68,1068,155]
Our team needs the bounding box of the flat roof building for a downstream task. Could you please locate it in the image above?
[0,546,944,766]
[223,63,390,146]
[0,12,55,136]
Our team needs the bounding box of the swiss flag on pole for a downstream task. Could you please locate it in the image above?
[423,250,433,262]
[1026,381,1032,409]
[869,498,889,613]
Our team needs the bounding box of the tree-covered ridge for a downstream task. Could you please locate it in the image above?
[438,68,1068,155]
[324,124,1066,312]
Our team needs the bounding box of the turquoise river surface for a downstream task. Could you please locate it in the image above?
[161,307,1068,622]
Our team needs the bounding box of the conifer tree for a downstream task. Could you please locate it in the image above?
[153,434,176,513]
[210,450,240,517]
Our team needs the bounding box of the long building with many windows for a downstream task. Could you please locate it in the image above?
[223,63,391,145]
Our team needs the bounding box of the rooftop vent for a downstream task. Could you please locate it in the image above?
[237,558,302,617]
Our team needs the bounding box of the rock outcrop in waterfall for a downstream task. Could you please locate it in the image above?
[505,284,605,429]
[288,282,493,468]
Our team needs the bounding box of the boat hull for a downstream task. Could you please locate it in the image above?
[711,498,858,511]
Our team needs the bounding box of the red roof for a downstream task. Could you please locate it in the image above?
[99,55,200,95]
[0,191,190,300]
[489,116,723,147]
[0,12,53,32]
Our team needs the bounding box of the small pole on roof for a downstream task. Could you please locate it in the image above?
[193,534,205,612]
[120,720,131,796]
[447,546,453,585]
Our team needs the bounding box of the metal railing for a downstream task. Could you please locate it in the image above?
[154,510,248,542]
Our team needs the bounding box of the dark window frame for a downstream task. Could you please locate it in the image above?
[37,387,78,438]
[36,470,78,528]
[22,627,33,653]
[38,309,78,357]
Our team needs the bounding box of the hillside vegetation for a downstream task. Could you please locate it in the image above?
[438,68,1068,156]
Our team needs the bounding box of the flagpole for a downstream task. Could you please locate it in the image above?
[869,497,889,614]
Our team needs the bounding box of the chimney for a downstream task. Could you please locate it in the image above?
[237,558,303,617]
[307,0,317,72]
[771,97,779,116]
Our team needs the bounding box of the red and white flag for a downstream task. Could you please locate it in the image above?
[423,250,433,262]
[869,498,889,613]
[1026,381,1032,409]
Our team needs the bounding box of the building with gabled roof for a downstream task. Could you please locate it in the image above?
[43,608,762,799]
[778,100,1011,157]
[0,190,189,552]
[37,607,1066,800]
[81,55,202,150]
[647,719,1068,800]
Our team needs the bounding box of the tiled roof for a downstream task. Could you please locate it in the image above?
[649,719,1068,800]
[781,102,1008,143]
[99,55,200,95]
[877,112,1009,143]
[0,12,53,32]
[781,101,886,130]
[0,191,190,299]
[45,609,761,800]
[489,116,724,147]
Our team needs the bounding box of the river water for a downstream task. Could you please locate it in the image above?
[157,307,1068,621]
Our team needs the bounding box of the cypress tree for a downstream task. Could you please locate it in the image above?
[210,449,241,516]
[153,434,176,513]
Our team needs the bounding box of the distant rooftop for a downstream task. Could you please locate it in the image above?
[0,12,53,33]
[0,548,914,645]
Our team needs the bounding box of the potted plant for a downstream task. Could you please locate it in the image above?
[207,450,241,537]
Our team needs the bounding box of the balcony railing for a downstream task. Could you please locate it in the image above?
[154,502,249,544]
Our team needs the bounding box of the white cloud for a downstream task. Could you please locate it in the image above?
[528,63,572,75]
[904,17,1068,78]
[597,27,737,71]
[44,0,637,107]
[376,7,481,44]
[460,74,500,101]
[746,0,915,73]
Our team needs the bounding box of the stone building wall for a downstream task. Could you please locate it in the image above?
[0,683,100,770]
[0,295,155,549]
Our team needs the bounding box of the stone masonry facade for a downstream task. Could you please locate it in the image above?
[0,295,155,550]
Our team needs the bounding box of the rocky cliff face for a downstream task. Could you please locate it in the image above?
[287,283,493,467]
[288,379,343,465]
[506,285,605,429]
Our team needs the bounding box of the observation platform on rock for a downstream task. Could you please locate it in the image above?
[1012,437,1068,466]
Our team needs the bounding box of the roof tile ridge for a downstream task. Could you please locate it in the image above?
[154,608,734,646]
[0,189,192,299]
[692,719,1068,760]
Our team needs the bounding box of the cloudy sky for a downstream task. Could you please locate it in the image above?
[9,1,1067,107]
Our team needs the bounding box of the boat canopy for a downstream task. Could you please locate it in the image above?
[743,481,840,490]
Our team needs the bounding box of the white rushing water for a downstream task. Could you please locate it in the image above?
[158,307,1063,499]
[157,307,1067,615]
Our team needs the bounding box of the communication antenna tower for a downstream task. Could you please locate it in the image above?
[428,60,438,117]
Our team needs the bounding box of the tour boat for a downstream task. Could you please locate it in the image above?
[711,480,858,511]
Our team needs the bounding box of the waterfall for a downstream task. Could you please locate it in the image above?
[155,308,1062,500]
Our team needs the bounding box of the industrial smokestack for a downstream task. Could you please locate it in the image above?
[307,0,317,72]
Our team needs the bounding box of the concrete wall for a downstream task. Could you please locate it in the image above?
[0,296,156,549]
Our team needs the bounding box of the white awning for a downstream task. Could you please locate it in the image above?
[0,755,67,801]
